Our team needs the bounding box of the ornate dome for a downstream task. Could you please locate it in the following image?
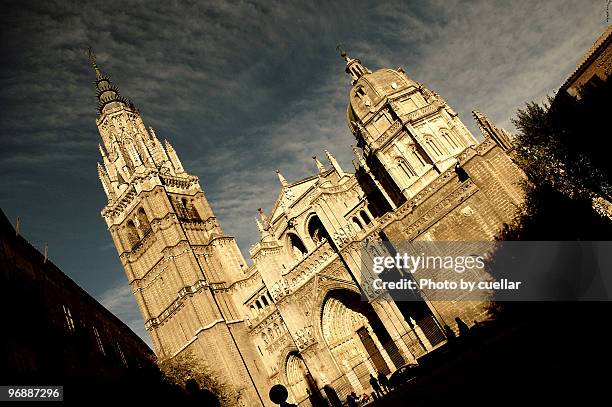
[345,60,416,134]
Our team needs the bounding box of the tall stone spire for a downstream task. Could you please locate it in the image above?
[90,50,185,201]
[313,156,326,173]
[472,110,514,151]
[276,169,288,186]
[88,47,131,115]
[164,139,185,173]
[337,45,371,84]
[257,207,267,223]
[325,150,345,178]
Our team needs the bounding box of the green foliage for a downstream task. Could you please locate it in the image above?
[512,78,612,201]
[501,77,612,241]
[159,350,233,406]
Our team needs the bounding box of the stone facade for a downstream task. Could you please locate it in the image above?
[92,49,525,406]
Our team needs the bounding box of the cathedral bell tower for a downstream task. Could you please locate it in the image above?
[91,49,266,405]
[343,51,478,205]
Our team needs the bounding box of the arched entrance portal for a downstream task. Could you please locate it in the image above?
[321,289,404,393]
[285,352,309,404]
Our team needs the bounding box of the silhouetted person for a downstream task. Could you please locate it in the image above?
[346,392,357,407]
[456,317,470,337]
[323,384,342,407]
[306,388,327,407]
[269,384,297,407]
[369,373,383,397]
[455,163,470,182]
[377,371,390,393]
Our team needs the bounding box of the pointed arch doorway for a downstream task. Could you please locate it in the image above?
[285,352,309,403]
[321,289,404,393]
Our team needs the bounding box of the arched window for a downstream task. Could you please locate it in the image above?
[182,198,201,220]
[62,305,75,333]
[173,196,201,221]
[352,216,363,230]
[288,233,307,258]
[412,147,426,167]
[396,157,416,178]
[426,139,443,157]
[355,87,366,99]
[93,326,105,355]
[137,207,151,236]
[360,210,371,225]
[307,216,330,244]
[125,220,139,248]
[442,131,458,149]
[261,295,269,307]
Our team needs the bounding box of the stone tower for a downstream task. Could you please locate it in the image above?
[90,50,267,406]
[344,52,479,206]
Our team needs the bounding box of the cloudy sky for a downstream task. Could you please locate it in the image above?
[0,0,608,345]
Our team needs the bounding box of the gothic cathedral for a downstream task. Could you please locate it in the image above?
[93,49,524,406]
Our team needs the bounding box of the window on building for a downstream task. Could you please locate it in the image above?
[426,139,443,157]
[412,148,426,167]
[172,196,201,221]
[360,210,371,225]
[116,343,128,367]
[125,220,139,248]
[62,305,75,333]
[137,207,152,236]
[93,326,105,355]
[442,131,459,149]
[287,233,307,258]
[396,157,416,178]
[307,216,330,244]
[352,216,363,230]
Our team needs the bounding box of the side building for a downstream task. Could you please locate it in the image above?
[0,209,156,398]
[560,24,611,99]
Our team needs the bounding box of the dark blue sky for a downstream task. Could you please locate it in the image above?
[0,0,607,343]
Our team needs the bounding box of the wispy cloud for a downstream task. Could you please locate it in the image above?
[99,280,151,347]
[0,0,607,339]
